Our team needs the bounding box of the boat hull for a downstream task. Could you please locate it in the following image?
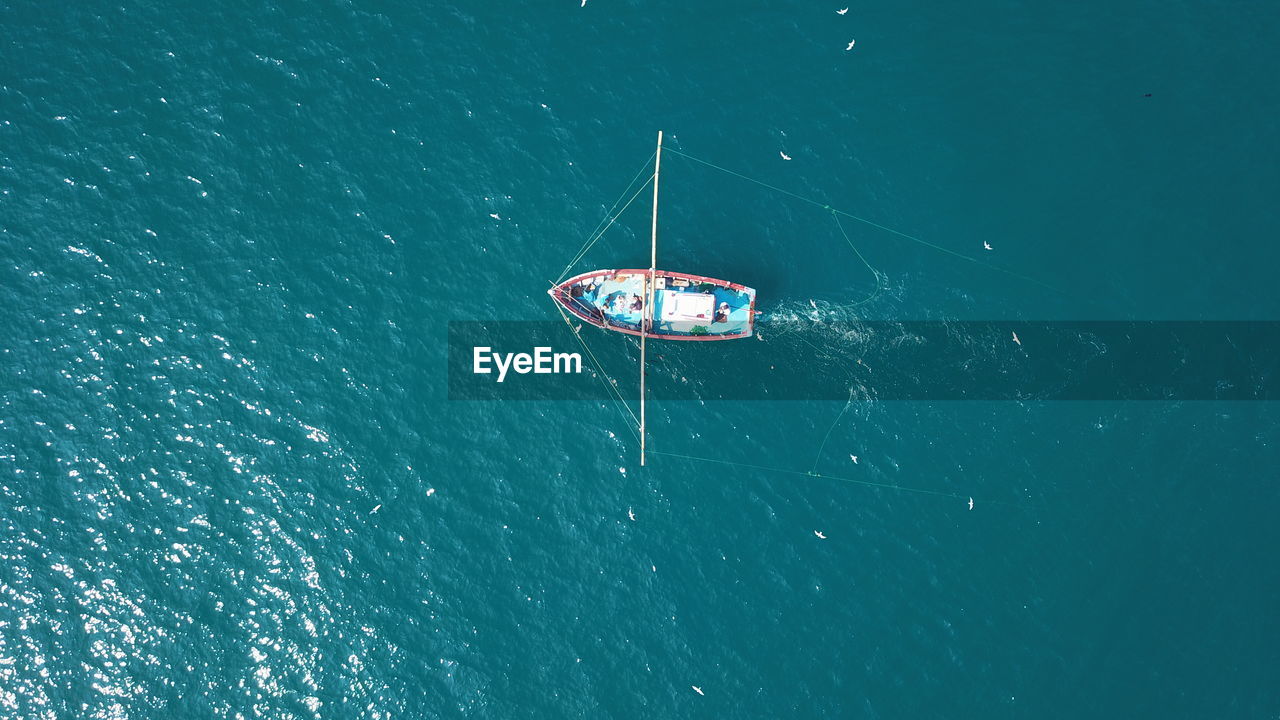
[549,269,757,341]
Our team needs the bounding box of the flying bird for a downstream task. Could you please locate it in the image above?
[780,151,792,161]
[837,7,848,14]
[968,497,974,510]
[846,40,856,50]
[1012,331,1022,346]
[692,686,704,696]
[815,530,827,539]
[849,454,858,464]
[983,241,993,250]
[627,507,636,521]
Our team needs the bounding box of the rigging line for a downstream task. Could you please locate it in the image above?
[648,449,969,502]
[555,309,641,441]
[586,150,657,241]
[831,211,886,308]
[551,299,642,438]
[555,173,656,283]
[556,174,651,283]
[762,210,885,326]
[564,318,642,435]
[563,157,654,273]
[810,387,857,473]
[555,152,657,283]
[664,147,1060,293]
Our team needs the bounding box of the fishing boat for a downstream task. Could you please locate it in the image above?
[547,131,758,465]
[550,268,757,341]
[547,133,758,341]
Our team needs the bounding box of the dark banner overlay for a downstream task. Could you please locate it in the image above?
[448,321,1279,401]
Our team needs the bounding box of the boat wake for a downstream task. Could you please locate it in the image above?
[758,293,906,352]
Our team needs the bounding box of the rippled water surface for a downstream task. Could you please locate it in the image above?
[2,1,1279,717]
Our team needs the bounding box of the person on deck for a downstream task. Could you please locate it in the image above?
[714,301,730,323]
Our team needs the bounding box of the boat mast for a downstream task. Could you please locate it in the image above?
[640,130,662,467]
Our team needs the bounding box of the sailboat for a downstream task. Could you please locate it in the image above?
[548,131,759,465]
[547,132,759,342]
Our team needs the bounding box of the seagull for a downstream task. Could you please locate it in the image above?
[370,504,382,514]
[846,40,856,51]
[849,454,858,464]
[692,686,704,696]
[581,0,587,6]
[837,7,848,14]
[489,213,500,220]
[814,530,827,539]
[1012,331,1022,346]
[983,241,993,250]
[627,507,636,521]
[968,497,974,510]
[809,299,818,309]
[426,488,436,496]
[780,151,792,161]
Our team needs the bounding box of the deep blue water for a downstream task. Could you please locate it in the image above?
[2,1,1278,717]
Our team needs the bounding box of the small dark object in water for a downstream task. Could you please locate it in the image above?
[1144,93,1152,97]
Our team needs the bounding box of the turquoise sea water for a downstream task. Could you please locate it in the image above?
[2,1,1279,717]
